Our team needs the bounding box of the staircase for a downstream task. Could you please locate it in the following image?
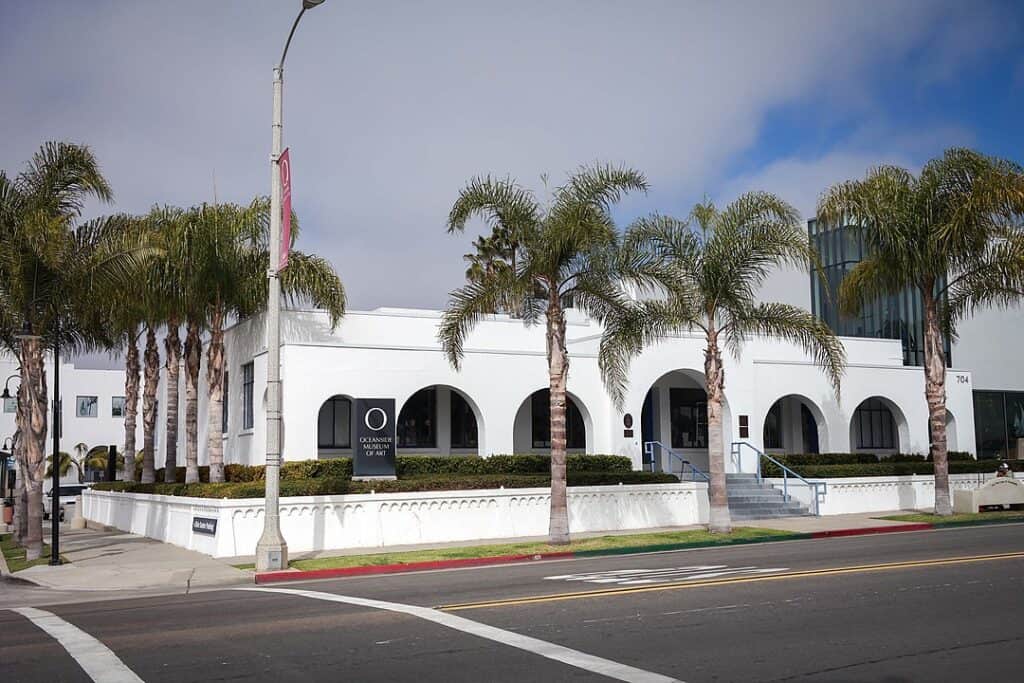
[726,473,812,520]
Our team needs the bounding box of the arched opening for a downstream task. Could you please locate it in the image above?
[763,395,827,454]
[943,409,958,452]
[397,385,484,456]
[850,396,907,455]
[513,389,590,454]
[317,394,355,457]
[638,369,729,473]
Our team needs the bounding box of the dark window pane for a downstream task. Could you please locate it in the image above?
[318,396,351,448]
[973,391,1007,460]
[242,363,254,430]
[669,388,708,449]
[398,388,436,448]
[531,390,585,449]
[450,391,478,449]
[222,372,229,432]
[763,402,782,449]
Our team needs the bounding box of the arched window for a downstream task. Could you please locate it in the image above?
[450,391,478,448]
[317,396,351,448]
[531,390,585,449]
[398,388,436,448]
[853,398,896,450]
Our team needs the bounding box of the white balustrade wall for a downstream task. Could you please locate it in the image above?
[82,483,710,559]
[766,472,1001,516]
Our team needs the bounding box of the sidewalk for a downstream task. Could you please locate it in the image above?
[6,527,250,592]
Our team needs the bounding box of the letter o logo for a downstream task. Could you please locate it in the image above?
[365,407,388,431]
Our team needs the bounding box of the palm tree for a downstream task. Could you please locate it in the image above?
[0,142,151,559]
[599,194,846,533]
[193,198,346,482]
[45,451,78,482]
[818,149,1024,515]
[441,164,648,545]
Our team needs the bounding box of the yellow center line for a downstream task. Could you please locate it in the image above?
[439,551,1024,611]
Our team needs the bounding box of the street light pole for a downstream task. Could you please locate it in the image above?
[256,0,326,573]
[50,330,61,565]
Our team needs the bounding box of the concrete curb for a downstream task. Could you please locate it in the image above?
[251,517,1024,585]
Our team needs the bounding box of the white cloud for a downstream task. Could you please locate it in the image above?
[0,0,1011,313]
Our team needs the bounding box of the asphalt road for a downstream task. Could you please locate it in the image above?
[2,524,1023,682]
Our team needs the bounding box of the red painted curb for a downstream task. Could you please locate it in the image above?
[255,551,576,584]
[810,523,934,539]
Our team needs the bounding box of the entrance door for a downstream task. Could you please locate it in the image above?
[641,389,655,470]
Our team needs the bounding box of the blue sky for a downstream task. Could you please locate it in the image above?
[2,0,1022,314]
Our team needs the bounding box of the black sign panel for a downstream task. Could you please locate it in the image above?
[354,398,396,477]
[192,517,218,535]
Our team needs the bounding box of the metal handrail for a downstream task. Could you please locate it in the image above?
[644,441,710,482]
[731,442,827,516]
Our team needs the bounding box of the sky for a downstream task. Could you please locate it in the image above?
[2,0,1023,364]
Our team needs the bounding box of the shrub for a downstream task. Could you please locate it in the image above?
[760,460,1023,479]
[90,470,679,498]
[395,454,633,476]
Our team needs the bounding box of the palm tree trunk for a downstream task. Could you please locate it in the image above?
[206,306,226,483]
[18,336,48,560]
[140,325,160,484]
[705,325,732,534]
[922,288,951,516]
[546,296,570,545]
[123,330,141,482]
[164,319,182,482]
[184,320,202,484]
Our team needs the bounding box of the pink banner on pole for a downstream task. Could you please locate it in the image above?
[279,147,292,271]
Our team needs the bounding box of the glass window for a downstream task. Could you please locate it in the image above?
[763,402,782,449]
[317,396,351,448]
[242,363,254,430]
[531,390,585,449]
[76,396,98,418]
[669,388,708,449]
[398,388,436,448]
[450,391,478,449]
[111,396,125,418]
[853,398,897,450]
[974,391,1007,460]
[222,371,229,432]
[3,397,16,414]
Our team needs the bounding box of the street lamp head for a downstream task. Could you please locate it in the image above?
[1,388,9,400]
[302,0,326,8]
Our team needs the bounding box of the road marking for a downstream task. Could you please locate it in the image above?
[544,565,789,586]
[236,586,682,683]
[10,607,144,683]
[441,550,1024,611]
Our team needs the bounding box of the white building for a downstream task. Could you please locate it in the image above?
[203,305,978,476]
[0,354,142,485]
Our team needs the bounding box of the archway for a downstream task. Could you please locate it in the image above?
[513,389,591,454]
[944,409,958,452]
[849,396,908,455]
[316,393,355,457]
[763,394,828,454]
[397,385,484,456]
[638,369,729,474]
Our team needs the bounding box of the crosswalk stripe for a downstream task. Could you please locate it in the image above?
[10,607,144,683]
[237,586,683,683]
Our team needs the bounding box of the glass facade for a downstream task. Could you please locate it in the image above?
[808,219,950,367]
[974,390,1024,460]
[669,388,708,449]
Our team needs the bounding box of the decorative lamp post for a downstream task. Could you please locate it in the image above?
[256,0,327,573]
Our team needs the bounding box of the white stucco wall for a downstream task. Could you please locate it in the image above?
[83,482,709,558]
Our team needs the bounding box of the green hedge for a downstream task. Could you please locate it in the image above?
[766,452,974,469]
[761,459,1023,479]
[153,454,632,483]
[91,471,678,498]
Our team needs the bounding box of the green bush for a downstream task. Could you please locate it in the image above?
[760,459,1023,479]
[396,454,632,476]
[90,470,678,498]
[764,451,977,476]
